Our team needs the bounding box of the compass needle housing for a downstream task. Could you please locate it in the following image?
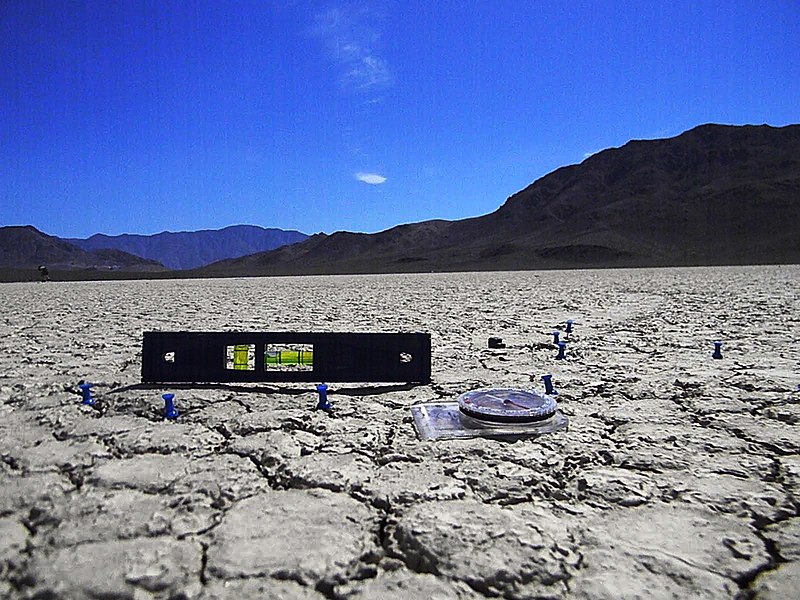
[411,387,568,441]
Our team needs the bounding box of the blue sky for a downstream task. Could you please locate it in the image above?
[2,1,799,238]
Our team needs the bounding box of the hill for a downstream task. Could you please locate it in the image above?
[66,225,309,270]
[0,226,166,280]
[198,124,800,276]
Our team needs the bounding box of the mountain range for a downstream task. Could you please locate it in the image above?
[197,123,800,276]
[2,124,798,281]
[0,225,165,273]
[66,225,308,270]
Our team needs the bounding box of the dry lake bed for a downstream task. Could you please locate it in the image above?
[0,266,798,599]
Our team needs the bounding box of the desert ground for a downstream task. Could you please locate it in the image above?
[0,266,798,599]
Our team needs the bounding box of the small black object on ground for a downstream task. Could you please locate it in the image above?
[488,337,505,349]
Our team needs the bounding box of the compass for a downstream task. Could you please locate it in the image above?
[457,388,558,424]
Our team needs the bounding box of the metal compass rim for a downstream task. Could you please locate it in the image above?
[457,387,558,424]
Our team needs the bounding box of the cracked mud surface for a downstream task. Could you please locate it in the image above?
[1,266,798,599]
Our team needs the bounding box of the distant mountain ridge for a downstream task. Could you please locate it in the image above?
[3,124,797,282]
[66,224,309,270]
[199,123,800,276]
[0,226,165,272]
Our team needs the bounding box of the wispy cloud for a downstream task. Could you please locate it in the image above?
[311,5,393,93]
[355,172,387,184]
[343,55,391,91]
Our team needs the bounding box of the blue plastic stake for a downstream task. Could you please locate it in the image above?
[316,383,332,411]
[556,342,567,360]
[162,393,179,419]
[79,383,95,405]
[541,373,557,395]
[565,320,574,334]
[552,331,560,345]
[712,341,723,360]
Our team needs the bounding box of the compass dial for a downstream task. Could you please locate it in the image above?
[457,388,557,424]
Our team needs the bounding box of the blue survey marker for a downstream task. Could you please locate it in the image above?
[315,383,332,411]
[162,393,179,419]
[541,373,557,395]
[79,383,95,405]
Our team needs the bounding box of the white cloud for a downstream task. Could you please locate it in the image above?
[343,55,391,90]
[356,172,387,184]
[310,6,393,93]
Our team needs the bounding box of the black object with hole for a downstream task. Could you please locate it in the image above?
[142,331,431,384]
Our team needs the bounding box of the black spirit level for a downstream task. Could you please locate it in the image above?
[141,331,431,384]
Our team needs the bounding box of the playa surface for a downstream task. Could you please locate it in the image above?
[1,266,798,599]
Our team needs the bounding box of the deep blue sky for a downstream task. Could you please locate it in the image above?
[2,1,799,238]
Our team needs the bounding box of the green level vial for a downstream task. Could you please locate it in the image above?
[265,347,314,368]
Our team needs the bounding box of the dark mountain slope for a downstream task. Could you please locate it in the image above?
[67,224,309,270]
[0,226,165,270]
[488,123,800,264]
[199,123,800,276]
